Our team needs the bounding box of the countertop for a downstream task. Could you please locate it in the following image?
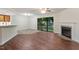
[0,25,17,28]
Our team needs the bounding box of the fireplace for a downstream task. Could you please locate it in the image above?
[61,26,72,38]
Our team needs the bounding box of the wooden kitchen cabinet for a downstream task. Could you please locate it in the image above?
[0,15,4,22]
[0,15,10,22]
[4,15,10,22]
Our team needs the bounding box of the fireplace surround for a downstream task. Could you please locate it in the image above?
[55,22,77,42]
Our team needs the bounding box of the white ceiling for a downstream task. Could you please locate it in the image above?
[5,8,66,15]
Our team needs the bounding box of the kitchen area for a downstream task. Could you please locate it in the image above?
[0,14,17,45]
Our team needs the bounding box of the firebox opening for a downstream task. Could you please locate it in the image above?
[61,26,72,39]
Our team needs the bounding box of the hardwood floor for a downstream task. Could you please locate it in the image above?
[1,32,79,50]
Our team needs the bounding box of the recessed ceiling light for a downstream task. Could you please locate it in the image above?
[21,13,33,16]
[41,10,46,14]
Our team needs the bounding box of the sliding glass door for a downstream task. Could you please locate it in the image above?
[37,17,53,32]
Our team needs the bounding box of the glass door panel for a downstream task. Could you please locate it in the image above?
[37,17,53,32]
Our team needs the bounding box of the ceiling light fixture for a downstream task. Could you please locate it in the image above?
[40,8,54,14]
[40,8,47,14]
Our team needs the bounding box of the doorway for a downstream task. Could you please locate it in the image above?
[37,17,54,32]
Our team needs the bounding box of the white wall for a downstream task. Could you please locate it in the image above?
[12,15,38,31]
[27,16,37,29]
[54,8,79,42]
[13,15,30,30]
